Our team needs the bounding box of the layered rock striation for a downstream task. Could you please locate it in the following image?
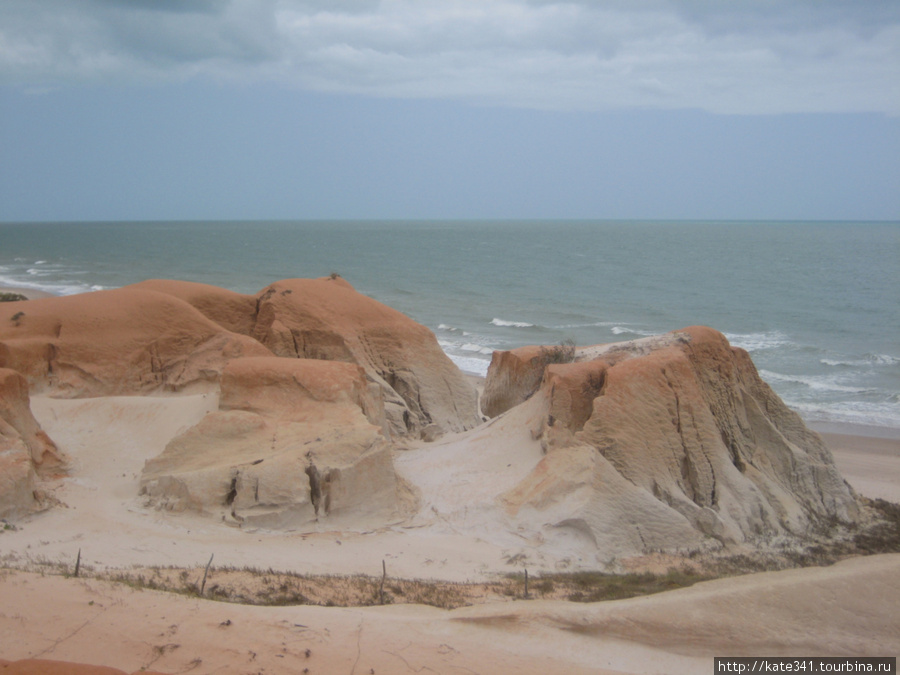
[0,368,67,519]
[0,288,271,396]
[1,278,481,437]
[140,357,410,528]
[132,277,482,436]
[489,327,859,553]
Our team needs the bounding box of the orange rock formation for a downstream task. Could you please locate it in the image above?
[490,327,859,552]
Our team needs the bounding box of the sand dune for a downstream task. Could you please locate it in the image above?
[1,553,897,674]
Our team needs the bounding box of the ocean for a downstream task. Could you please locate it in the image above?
[1,220,897,430]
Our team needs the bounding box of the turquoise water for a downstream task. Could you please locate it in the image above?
[1,220,897,429]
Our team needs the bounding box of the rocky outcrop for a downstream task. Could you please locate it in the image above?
[134,277,482,437]
[0,288,271,397]
[140,357,410,529]
[0,368,66,519]
[494,327,859,554]
[245,277,481,436]
[0,278,480,438]
[129,279,258,336]
[481,346,548,418]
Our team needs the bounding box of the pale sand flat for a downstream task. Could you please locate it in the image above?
[820,431,900,503]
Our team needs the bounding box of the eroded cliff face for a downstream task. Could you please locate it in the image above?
[0,368,67,519]
[0,288,271,397]
[133,277,482,437]
[140,357,412,529]
[0,278,481,438]
[490,327,860,554]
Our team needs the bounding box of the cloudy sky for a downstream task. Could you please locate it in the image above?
[1,0,898,221]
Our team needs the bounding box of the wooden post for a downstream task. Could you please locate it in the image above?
[200,554,214,596]
[380,559,386,605]
[524,568,529,599]
[74,548,81,578]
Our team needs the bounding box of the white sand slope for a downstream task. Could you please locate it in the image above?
[5,394,556,580]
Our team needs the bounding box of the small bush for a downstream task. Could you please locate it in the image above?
[539,338,576,366]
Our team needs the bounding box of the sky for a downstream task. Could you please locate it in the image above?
[1,0,899,222]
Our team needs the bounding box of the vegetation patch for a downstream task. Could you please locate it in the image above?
[2,499,897,611]
[0,292,28,302]
[538,338,576,366]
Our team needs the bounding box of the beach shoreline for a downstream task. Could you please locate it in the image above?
[0,285,53,300]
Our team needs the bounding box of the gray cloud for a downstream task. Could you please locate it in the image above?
[1,0,897,113]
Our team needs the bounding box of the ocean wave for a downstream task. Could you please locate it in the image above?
[790,401,900,429]
[491,318,535,328]
[0,273,94,297]
[725,331,791,352]
[610,326,657,337]
[820,353,899,368]
[759,369,875,394]
[554,321,620,329]
[446,354,490,378]
[460,343,494,355]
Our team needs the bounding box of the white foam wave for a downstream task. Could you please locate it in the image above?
[0,273,94,297]
[491,318,534,328]
[461,343,494,355]
[759,369,874,394]
[725,331,791,352]
[791,401,900,429]
[821,353,899,368]
[446,354,490,378]
[610,326,657,337]
[554,321,620,329]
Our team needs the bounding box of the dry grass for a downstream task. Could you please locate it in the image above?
[3,498,897,611]
[85,564,711,609]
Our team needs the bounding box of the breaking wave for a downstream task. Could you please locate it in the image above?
[491,318,535,328]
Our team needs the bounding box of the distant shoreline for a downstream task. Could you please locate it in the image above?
[0,285,54,300]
